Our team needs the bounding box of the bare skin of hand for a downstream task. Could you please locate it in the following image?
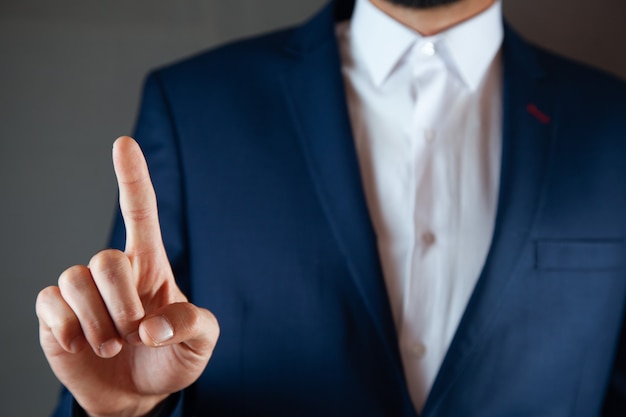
[36,136,220,417]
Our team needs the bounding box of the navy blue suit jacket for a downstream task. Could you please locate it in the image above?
[53,1,626,416]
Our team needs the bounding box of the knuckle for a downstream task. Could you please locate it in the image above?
[58,265,90,291]
[35,286,59,319]
[192,306,220,341]
[111,306,144,323]
[124,205,157,223]
[89,250,132,288]
[35,289,78,332]
[36,285,58,304]
[88,249,127,274]
[179,303,201,332]
[51,315,79,335]
[81,318,110,340]
[118,170,150,187]
[206,309,220,340]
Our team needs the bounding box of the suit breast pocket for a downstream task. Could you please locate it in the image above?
[535,239,624,271]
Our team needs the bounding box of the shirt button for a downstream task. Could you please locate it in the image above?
[423,129,436,142]
[411,342,427,358]
[422,231,436,246]
[420,41,436,56]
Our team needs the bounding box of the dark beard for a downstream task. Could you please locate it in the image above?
[385,0,461,8]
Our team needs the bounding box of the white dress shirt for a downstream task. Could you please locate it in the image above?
[337,0,504,411]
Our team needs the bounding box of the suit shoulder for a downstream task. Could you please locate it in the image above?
[533,44,626,102]
[147,27,297,87]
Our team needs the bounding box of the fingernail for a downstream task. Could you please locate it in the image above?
[98,338,122,358]
[69,336,84,354]
[126,331,142,346]
[143,316,174,346]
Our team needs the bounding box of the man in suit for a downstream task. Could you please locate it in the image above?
[36,0,626,416]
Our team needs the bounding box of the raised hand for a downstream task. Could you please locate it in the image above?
[36,136,219,417]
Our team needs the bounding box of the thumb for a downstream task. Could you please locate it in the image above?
[139,302,219,355]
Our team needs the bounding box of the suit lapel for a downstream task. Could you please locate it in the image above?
[422,26,558,416]
[279,3,558,415]
[279,2,413,408]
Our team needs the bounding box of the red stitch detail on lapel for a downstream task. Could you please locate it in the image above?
[526,103,551,124]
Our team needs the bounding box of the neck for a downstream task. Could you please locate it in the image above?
[368,0,496,36]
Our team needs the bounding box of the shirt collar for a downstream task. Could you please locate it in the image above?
[350,0,503,90]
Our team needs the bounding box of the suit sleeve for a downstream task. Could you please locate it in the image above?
[49,388,184,417]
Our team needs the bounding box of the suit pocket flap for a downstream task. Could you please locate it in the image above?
[535,240,624,270]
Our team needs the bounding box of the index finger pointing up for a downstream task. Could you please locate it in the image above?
[113,136,165,258]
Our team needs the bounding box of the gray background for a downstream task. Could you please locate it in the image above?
[0,0,624,415]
